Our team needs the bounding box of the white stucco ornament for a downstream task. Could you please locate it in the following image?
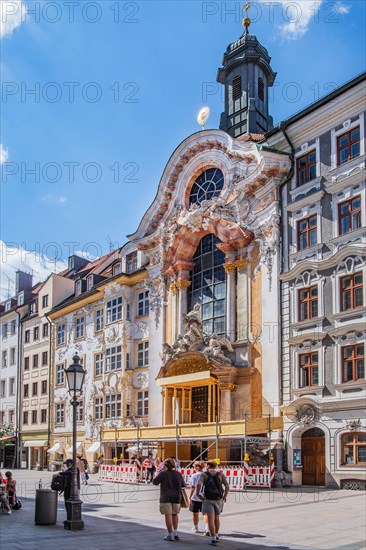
[145,276,165,329]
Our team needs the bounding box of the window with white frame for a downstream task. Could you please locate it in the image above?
[57,324,66,345]
[2,323,8,339]
[75,316,85,339]
[299,351,319,387]
[94,352,104,377]
[297,215,318,251]
[43,323,49,337]
[0,380,6,397]
[2,351,7,368]
[298,286,318,321]
[94,397,103,420]
[113,262,121,276]
[105,346,122,371]
[75,280,82,295]
[56,403,64,425]
[340,272,363,311]
[42,294,49,308]
[106,297,122,324]
[8,410,14,425]
[56,363,65,385]
[87,275,93,291]
[137,391,149,416]
[41,409,47,423]
[296,150,317,186]
[95,308,103,332]
[32,410,37,424]
[33,326,39,340]
[42,351,48,366]
[105,393,121,419]
[76,400,84,422]
[334,257,365,313]
[25,330,30,343]
[126,303,131,321]
[10,348,15,365]
[11,320,16,335]
[338,195,362,235]
[138,291,149,316]
[9,378,15,396]
[137,341,149,367]
[337,126,360,165]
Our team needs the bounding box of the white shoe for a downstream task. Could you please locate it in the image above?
[7,510,12,515]
[191,527,199,533]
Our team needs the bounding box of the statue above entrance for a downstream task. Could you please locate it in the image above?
[160,303,234,366]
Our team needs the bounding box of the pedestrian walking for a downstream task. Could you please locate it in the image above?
[4,471,16,507]
[144,452,156,483]
[153,457,186,541]
[59,459,80,510]
[154,456,164,475]
[76,454,89,485]
[0,472,11,514]
[189,461,209,534]
[195,460,229,546]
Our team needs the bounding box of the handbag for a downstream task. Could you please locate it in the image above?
[180,487,189,508]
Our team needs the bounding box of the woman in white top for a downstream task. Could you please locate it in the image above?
[189,462,209,534]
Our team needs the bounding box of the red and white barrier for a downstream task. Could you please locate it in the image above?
[99,462,275,489]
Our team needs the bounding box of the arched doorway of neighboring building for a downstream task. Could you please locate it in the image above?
[301,427,325,486]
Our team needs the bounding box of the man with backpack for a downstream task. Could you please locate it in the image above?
[195,460,229,546]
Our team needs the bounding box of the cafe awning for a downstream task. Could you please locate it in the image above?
[47,443,61,453]
[66,442,83,454]
[23,440,48,448]
[86,442,101,453]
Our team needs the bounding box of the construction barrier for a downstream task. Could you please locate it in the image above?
[99,461,274,488]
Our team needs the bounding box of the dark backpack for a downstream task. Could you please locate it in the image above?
[204,471,224,500]
[51,474,67,493]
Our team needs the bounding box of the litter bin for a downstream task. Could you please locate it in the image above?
[34,489,58,525]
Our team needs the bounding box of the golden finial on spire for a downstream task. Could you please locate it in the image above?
[242,2,252,33]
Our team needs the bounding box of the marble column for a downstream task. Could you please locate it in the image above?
[170,283,178,342]
[219,383,237,421]
[236,258,249,342]
[176,279,191,335]
[224,262,237,342]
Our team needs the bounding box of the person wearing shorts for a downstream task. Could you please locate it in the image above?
[189,461,209,534]
[195,460,229,546]
[153,458,186,542]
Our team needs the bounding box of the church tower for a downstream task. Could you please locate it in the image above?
[217,6,276,138]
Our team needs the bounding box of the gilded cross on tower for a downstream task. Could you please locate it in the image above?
[242,2,252,34]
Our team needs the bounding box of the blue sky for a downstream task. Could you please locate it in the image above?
[1,0,365,296]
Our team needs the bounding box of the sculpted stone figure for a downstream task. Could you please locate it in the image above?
[203,333,234,365]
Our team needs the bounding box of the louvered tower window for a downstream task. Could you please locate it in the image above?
[232,75,241,101]
[258,77,265,101]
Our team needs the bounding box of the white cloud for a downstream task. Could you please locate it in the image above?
[41,194,68,205]
[0,240,68,301]
[260,0,350,40]
[0,144,9,164]
[0,0,27,39]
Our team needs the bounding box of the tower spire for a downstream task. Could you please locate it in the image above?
[243,2,252,35]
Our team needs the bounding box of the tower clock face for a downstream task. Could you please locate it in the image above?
[189,168,224,206]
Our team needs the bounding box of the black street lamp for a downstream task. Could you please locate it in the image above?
[64,353,86,531]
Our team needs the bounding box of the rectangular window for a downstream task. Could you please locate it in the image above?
[126,403,131,417]
[57,324,66,345]
[94,397,103,420]
[24,384,29,398]
[94,353,104,377]
[0,411,4,424]
[41,380,47,394]
[75,317,85,339]
[43,323,49,337]
[95,309,104,332]
[10,348,15,365]
[126,352,131,370]
[299,352,319,387]
[137,341,149,368]
[137,391,149,416]
[23,411,28,425]
[24,356,30,370]
[296,150,316,186]
[106,297,122,324]
[41,409,47,423]
[8,410,14,425]
[298,286,318,321]
[56,364,65,385]
[138,291,149,316]
[9,378,15,396]
[32,382,38,396]
[126,303,131,321]
[105,346,122,371]
[113,262,121,276]
[297,215,317,251]
[25,330,30,343]
[11,320,16,335]
[340,272,363,311]
[32,410,37,424]
[42,351,48,366]
[33,326,39,340]
[338,196,362,235]
[1,351,6,368]
[42,294,49,308]
[342,433,366,465]
[342,344,365,382]
[126,251,138,274]
[2,323,8,339]
[87,276,93,291]
[76,401,84,422]
[56,403,64,425]
[0,380,5,398]
[337,126,360,165]
[105,393,121,419]
[33,354,39,368]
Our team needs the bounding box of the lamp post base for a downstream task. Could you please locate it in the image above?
[64,499,84,531]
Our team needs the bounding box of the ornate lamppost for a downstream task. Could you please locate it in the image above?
[64,353,86,531]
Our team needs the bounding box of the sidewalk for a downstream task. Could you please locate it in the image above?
[1,496,290,550]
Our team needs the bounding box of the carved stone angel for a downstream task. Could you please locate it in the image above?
[203,333,234,365]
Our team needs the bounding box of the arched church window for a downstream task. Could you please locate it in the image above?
[232,75,242,101]
[189,168,224,206]
[258,77,265,101]
[188,234,226,337]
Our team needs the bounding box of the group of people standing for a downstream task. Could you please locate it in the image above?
[153,458,229,546]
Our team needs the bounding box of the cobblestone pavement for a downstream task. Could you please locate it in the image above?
[1,470,365,550]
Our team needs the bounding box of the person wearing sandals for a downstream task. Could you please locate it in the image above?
[153,457,186,541]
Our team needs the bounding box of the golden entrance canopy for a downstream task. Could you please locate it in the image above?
[103,417,283,443]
